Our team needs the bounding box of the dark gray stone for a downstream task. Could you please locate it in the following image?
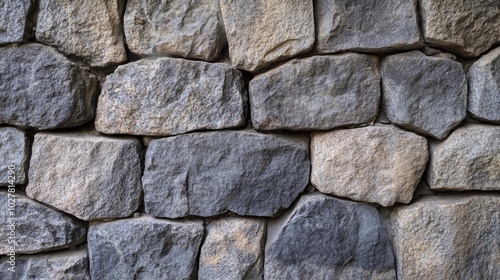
[0,127,28,186]
[0,0,32,44]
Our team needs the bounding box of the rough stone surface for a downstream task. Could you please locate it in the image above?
[36,0,127,67]
[95,58,247,136]
[384,195,500,279]
[382,51,467,139]
[0,247,90,280]
[315,0,422,53]
[427,124,500,191]
[88,216,204,280]
[419,0,500,57]
[468,47,500,123]
[124,0,224,61]
[26,131,142,221]
[265,193,396,279]
[0,127,28,186]
[311,125,428,206]
[143,131,310,218]
[220,0,314,72]
[0,190,86,254]
[0,44,98,130]
[249,54,380,130]
[200,218,265,280]
[0,0,31,44]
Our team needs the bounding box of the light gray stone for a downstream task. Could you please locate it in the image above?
[381,51,467,139]
[311,125,428,207]
[265,193,396,279]
[124,0,224,61]
[88,216,203,280]
[26,131,142,221]
[0,44,98,130]
[315,0,422,53]
[95,58,247,136]
[36,0,127,67]
[384,194,500,280]
[143,131,310,218]
[427,124,500,191]
[249,54,380,130]
[220,0,314,72]
[0,0,31,44]
[0,190,86,255]
[199,218,265,280]
[0,127,28,186]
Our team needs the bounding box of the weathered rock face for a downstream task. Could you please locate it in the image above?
[0,0,32,44]
[311,125,428,206]
[88,216,204,280]
[124,0,224,61]
[381,51,467,139]
[220,0,314,72]
[0,127,28,186]
[249,54,380,130]
[265,193,396,279]
[200,218,265,280]
[468,47,500,123]
[384,195,500,280]
[143,131,310,218]
[26,132,142,221]
[419,0,500,57]
[0,44,98,130]
[0,190,86,254]
[315,0,422,53]
[36,0,127,67]
[427,124,500,191]
[95,58,247,136]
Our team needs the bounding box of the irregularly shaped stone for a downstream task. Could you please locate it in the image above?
[95,58,247,136]
[0,0,32,44]
[0,190,86,254]
[124,0,224,61]
[26,132,142,221]
[265,193,396,279]
[143,131,310,218]
[419,0,500,57]
[315,0,422,53]
[249,54,380,130]
[0,44,98,130]
[468,47,500,123]
[0,127,28,186]
[200,218,265,280]
[88,216,203,280]
[384,195,500,279]
[311,125,428,206]
[36,0,126,67]
[220,0,314,72]
[427,124,500,191]
[381,51,467,139]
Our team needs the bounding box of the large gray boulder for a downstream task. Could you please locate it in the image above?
[0,0,32,44]
[0,127,29,186]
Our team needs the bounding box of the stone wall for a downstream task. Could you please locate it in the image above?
[0,0,499,279]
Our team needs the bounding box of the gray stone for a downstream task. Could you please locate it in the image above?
[381,51,467,139]
[427,124,500,191]
[26,131,142,221]
[0,44,99,130]
[124,0,224,61]
[265,193,396,279]
[220,0,314,72]
[88,216,203,280]
[468,47,500,123]
[419,0,500,57]
[95,58,247,136]
[311,125,428,207]
[0,0,31,44]
[0,190,86,254]
[143,131,310,218]
[315,0,422,53]
[199,218,265,280]
[384,194,500,280]
[0,247,90,280]
[249,54,380,130]
[0,127,28,186]
[36,0,127,67]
